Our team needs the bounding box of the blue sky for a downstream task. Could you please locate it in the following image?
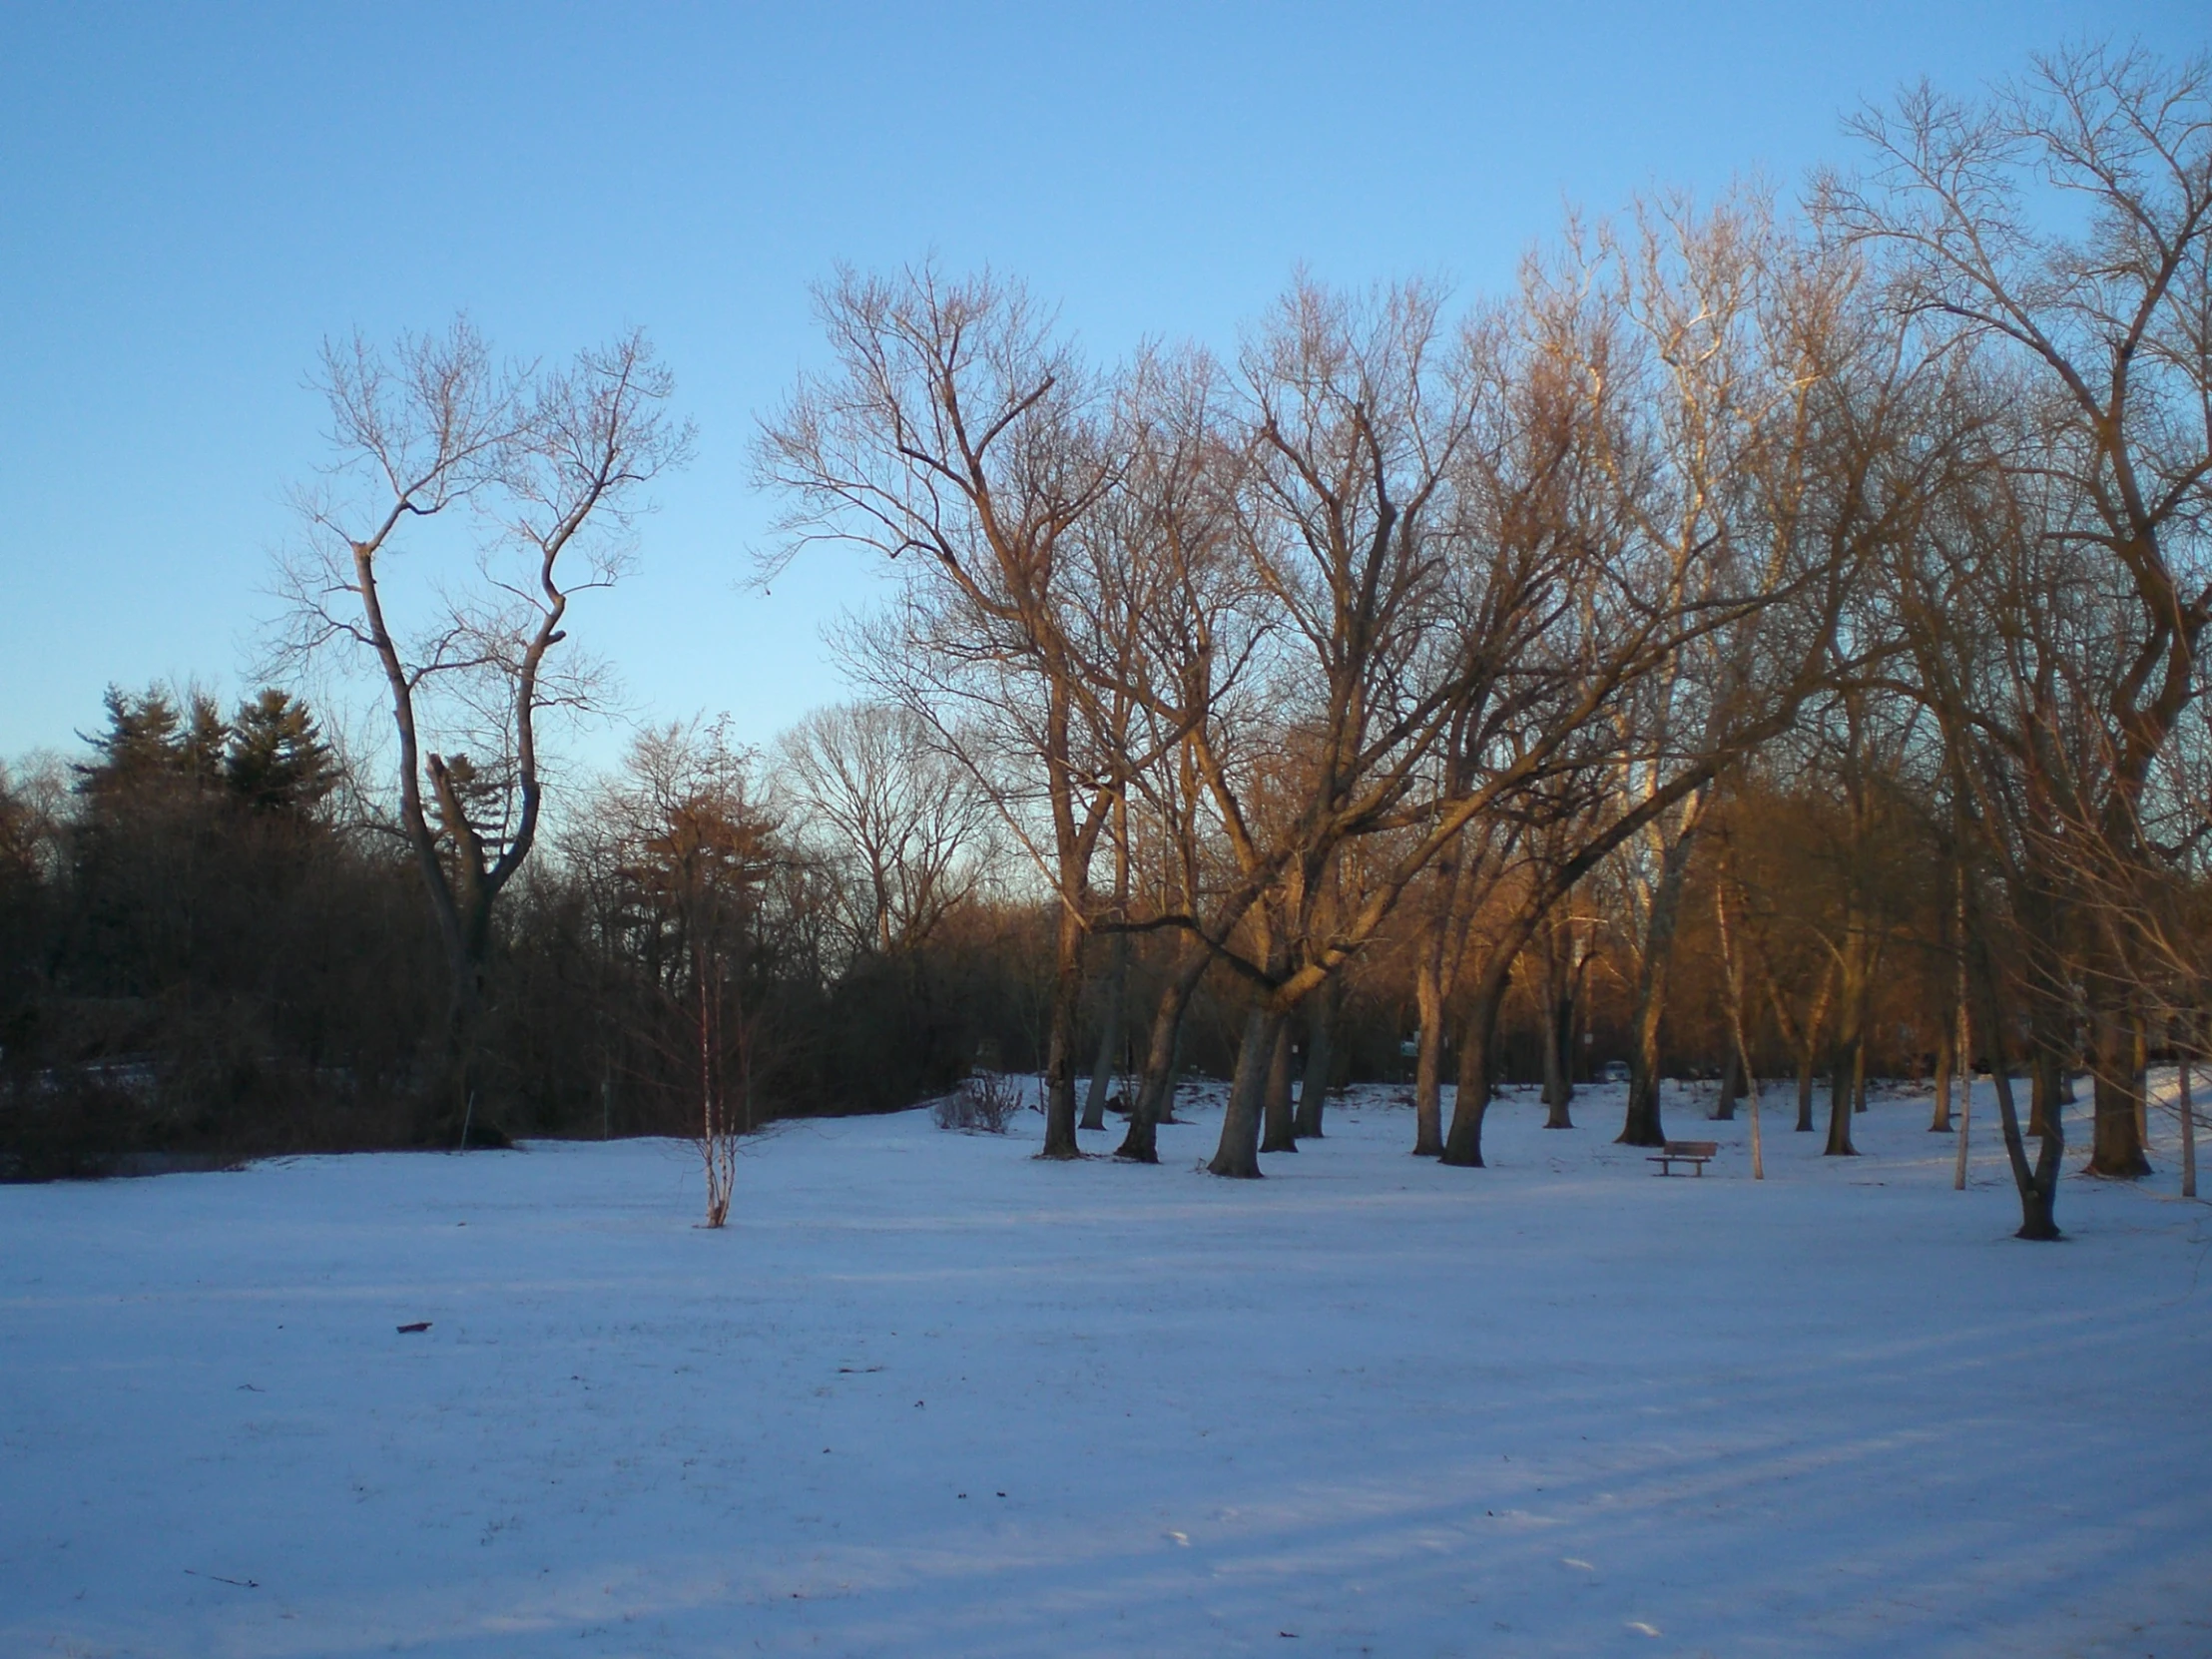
[2,1,2201,769]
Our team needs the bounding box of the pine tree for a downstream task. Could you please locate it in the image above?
[225,690,339,814]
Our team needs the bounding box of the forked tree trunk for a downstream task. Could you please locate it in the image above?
[1294,981,1335,1139]
[1209,1006,1283,1179]
[1965,905,2061,1239]
[1852,1043,1868,1114]
[1989,1053,2060,1240]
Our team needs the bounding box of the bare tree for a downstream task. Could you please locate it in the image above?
[757,267,1121,1159]
[1712,848,1767,1178]
[277,320,691,1134]
[780,702,993,964]
[587,722,774,1226]
[1830,42,2212,1178]
[1426,199,1907,1168]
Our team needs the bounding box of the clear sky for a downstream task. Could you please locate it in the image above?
[3,1,2202,770]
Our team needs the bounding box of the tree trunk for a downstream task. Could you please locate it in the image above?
[1537,986,1562,1106]
[1294,980,1335,1139]
[2084,986,2152,1177]
[1441,967,1507,1167]
[1713,1047,1740,1121]
[1825,1045,1859,1156]
[1930,1023,1954,1132]
[1412,940,1448,1158]
[1952,1060,1973,1192]
[2027,1045,2055,1139]
[1540,991,1574,1129]
[1039,906,1084,1160]
[2133,1019,2148,1145]
[2181,1054,2197,1201]
[425,954,505,1148]
[1082,810,1131,1134]
[1965,908,2061,1239]
[1116,944,1203,1163]
[1260,1016,1299,1154]
[1618,1066,1668,1148]
[1208,1005,1281,1179]
[1616,937,1674,1148]
[1823,933,1869,1157]
[1617,820,1699,1148]
[1080,935,1127,1133]
[1952,876,1973,1191]
[1715,880,1762,1179]
[1789,964,1834,1134]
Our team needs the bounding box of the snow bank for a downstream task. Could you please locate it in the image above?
[2,1080,2206,1656]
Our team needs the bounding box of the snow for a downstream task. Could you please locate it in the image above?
[3,1079,2207,1657]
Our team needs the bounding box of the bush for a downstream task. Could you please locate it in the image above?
[931,1071,1023,1134]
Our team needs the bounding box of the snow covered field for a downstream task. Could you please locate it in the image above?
[3,1080,2207,1658]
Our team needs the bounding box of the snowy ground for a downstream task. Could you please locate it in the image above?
[3,1079,2208,1658]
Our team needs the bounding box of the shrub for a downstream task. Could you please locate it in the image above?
[932,1071,1023,1134]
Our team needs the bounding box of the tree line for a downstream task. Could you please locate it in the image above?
[4,44,2206,1238]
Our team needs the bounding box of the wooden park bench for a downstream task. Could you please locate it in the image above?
[1647,1140,1719,1177]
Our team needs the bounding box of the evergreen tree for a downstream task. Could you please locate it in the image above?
[77,685,185,799]
[180,694,230,793]
[226,689,339,814]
